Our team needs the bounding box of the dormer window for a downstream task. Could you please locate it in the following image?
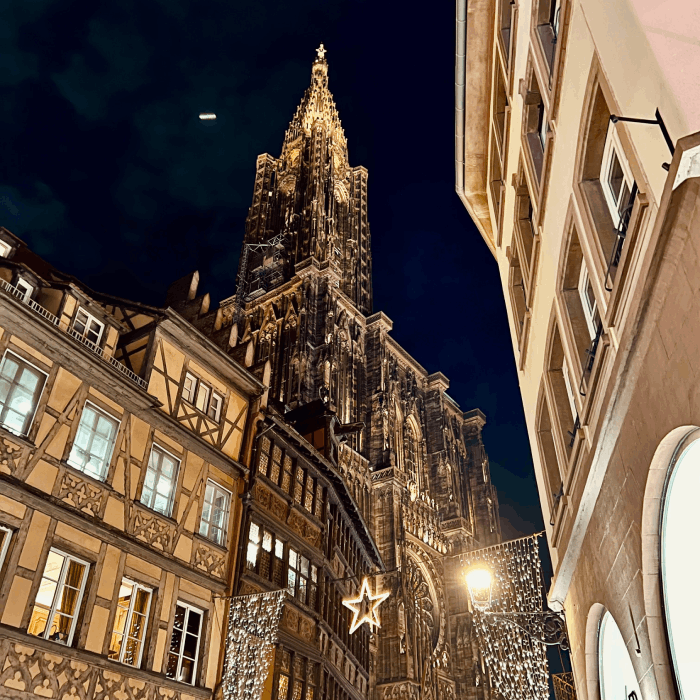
[0,240,12,258]
[73,308,104,346]
[182,371,223,422]
[15,279,33,303]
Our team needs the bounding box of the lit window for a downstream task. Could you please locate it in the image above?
[0,351,47,436]
[73,307,104,346]
[661,439,700,699]
[246,522,260,569]
[294,465,305,504]
[166,602,203,685]
[598,611,641,700]
[304,476,314,512]
[182,373,197,403]
[287,548,298,595]
[141,445,180,516]
[28,549,89,646]
[600,124,636,227]
[67,403,120,481]
[109,579,152,667]
[0,525,12,571]
[0,240,11,257]
[281,454,293,493]
[578,263,600,341]
[15,278,33,302]
[199,480,231,546]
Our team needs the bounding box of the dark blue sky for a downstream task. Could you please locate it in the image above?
[1,0,543,538]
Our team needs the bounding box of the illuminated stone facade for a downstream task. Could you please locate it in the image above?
[174,49,503,700]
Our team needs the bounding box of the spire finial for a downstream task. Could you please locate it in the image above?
[316,43,327,61]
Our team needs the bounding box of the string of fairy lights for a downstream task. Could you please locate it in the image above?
[462,534,550,700]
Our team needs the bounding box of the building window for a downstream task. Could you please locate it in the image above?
[598,611,641,700]
[67,402,120,481]
[661,438,700,699]
[294,465,305,505]
[246,522,260,569]
[109,579,152,667]
[314,483,324,519]
[281,453,293,493]
[304,475,315,512]
[0,240,11,257]
[0,525,12,571]
[29,549,89,646]
[16,278,34,302]
[522,74,547,183]
[405,421,420,491]
[72,307,104,346]
[578,263,601,341]
[601,124,636,228]
[199,480,231,546]
[0,351,47,437]
[166,602,203,685]
[536,0,563,70]
[546,324,577,459]
[141,445,180,517]
[182,371,223,423]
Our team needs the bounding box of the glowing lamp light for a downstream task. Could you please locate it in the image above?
[465,565,493,611]
[342,577,390,634]
[199,113,217,120]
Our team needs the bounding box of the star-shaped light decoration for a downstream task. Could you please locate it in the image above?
[342,577,390,634]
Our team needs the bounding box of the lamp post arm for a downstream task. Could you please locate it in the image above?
[481,609,570,650]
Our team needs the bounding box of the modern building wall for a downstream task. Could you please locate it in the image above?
[456,0,700,697]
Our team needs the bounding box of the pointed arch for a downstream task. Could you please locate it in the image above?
[405,414,422,493]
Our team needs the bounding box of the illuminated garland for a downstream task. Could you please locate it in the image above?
[222,590,287,700]
[463,535,549,700]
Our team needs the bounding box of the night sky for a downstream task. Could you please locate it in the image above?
[1,0,544,539]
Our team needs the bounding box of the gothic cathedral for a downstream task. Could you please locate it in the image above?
[177,46,502,700]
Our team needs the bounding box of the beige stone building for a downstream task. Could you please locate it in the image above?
[456,0,700,698]
[0,227,264,699]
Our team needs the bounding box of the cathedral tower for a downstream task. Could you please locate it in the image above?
[175,46,502,700]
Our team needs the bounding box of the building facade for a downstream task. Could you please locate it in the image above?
[455,0,700,698]
[172,48,503,700]
[0,227,264,699]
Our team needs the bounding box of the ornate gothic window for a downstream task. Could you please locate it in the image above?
[405,418,421,494]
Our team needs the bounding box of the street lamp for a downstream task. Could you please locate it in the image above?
[464,565,493,611]
[464,549,569,650]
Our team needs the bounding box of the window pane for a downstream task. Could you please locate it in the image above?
[607,151,624,203]
[141,446,178,516]
[195,384,210,412]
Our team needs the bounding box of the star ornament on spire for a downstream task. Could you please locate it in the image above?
[342,577,390,634]
[316,43,327,60]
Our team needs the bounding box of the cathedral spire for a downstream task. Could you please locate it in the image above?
[283,45,347,156]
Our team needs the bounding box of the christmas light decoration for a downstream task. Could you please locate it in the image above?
[222,590,286,700]
[342,577,390,634]
[462,534,550,700]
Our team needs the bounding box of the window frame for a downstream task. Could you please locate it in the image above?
[72,307,105,346]
[578,263,600,341]
[0,350,48,437]
[140,444,181,517]
[29,548,90,647]
[109,578,153,668]
[166,601,204,686]
[67,401,121,481]
[0,240,12,258]
[198,479,231,546]
[0,525,12,572]
[181,371,224,424]
[15,278,34,302]
[600,123,636,228]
